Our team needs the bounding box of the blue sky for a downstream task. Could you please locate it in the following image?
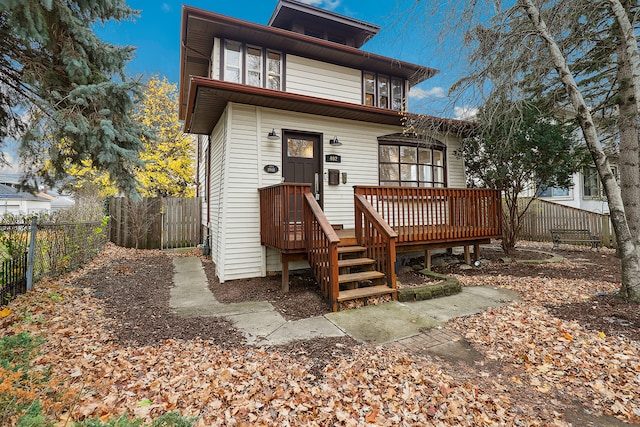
[94,0,476,119]
[1,0,475,182]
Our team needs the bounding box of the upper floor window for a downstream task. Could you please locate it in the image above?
[379,143,446,187]
[246,46,262,87]
[224,41,242,83]
[222,40,283,90]
[267,51,282,90]
[364,72,404,111]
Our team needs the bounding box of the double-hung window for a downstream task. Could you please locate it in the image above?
[379,143,446,187]
[246,46,262,87]
[224,41,242,83]
[223,41,282,90]
[267,51,282,90]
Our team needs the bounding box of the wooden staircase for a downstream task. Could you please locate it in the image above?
[335,229,396,305]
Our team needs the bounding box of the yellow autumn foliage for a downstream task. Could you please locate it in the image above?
[67,76,195,197]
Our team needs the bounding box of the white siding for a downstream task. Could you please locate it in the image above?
[286,55,362,104]
[444,135,466,188]
[208,110,227,277]
[212,104,468,280]
[219,104,262,281]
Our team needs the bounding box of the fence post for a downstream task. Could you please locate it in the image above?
[26,217,37,291]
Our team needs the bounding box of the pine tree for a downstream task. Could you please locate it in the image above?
[0,0,149,194]
[65,76,195,198]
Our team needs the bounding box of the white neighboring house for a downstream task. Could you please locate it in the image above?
[0,183,51,214]
[538,159,617,214]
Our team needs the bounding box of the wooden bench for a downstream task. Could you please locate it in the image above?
[549,229,601,250]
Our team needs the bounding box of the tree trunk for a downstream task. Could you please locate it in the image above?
[615,7,640,300]
[519,0,640,301]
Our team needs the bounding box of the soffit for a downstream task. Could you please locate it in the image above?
[184,77,404,135]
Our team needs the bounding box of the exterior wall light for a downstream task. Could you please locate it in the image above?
[329,136,342,146]
[267,129,279,140]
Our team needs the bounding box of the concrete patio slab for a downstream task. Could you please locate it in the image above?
[265,316,345,346]
[227,310,287,345]
[406,286,518,322]
[325,301,440,344]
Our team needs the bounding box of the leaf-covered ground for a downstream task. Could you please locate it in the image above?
[1,243,638,426]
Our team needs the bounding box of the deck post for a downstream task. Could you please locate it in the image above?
[474,242,481,261]
[424,249,431,271]
[464,245,471,265]
[281,254,289,293]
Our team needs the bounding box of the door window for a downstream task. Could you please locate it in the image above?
[287,138,314,158]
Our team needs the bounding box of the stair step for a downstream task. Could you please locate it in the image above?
[338,237,358,246]
[338,257,376,268]
[337,245,367,254]
[339,270,385,284]
[337,285,396,302]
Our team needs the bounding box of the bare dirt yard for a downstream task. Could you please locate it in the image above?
[1,241,638,426]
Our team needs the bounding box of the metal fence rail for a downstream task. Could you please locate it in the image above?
[0,253,27,305]
[0,219,107,306]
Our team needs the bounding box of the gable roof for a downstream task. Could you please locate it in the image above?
[179,5,438,120]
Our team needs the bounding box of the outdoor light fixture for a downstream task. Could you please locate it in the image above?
[329,136,342,146]
[267,129,279,140]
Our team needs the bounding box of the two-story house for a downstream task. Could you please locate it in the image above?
[179,0,501,311]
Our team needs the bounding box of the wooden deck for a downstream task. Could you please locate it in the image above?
[259,183,502,311]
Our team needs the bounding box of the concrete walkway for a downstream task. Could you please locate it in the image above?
[170,256,520,354]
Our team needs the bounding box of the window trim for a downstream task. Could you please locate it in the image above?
[363,71,405,111]
[245,44,263,88]
[378,141,447,187]
[221,40,284,90]
[223,40,243,84]
[582,165,618,200]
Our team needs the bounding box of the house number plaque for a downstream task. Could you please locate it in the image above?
[263,164,279,173]
[325,154,341,163]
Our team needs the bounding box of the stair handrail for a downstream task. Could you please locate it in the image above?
[303,192,340,311]
[354,194,398,290]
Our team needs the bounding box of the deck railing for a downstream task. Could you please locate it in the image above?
[354,186,502,244]
[259,183,310,252]
[354,194,397,289]
[303,192,340,311]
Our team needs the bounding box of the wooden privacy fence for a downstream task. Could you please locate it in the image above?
[518,198,616,248]
[109,197,201,250]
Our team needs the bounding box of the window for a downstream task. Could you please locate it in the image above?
[224,41,242,83]
[391,78,404,111]
[222,41,282,90]
[363,72,404,111]
[538,186,570,198]
[583,166,617,199]
[287,138,314,158]
[364,72,375,107]
[379,143,446,187]
[267,51,281,90]
[246,46,262,87]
